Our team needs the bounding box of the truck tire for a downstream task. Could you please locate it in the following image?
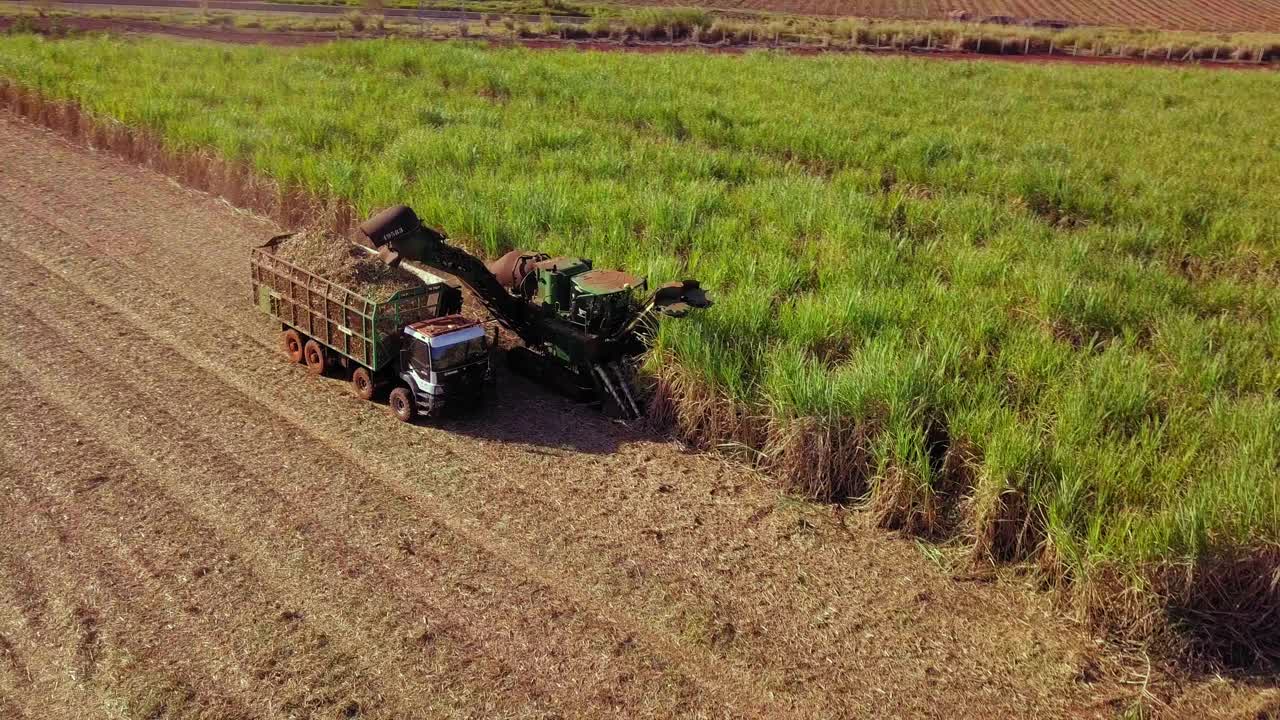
[351,367,375,401]
[283,329,305,364]
[303,340,328,376]
[389,387,415,423]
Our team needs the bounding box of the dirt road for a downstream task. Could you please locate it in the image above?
[0,113,1267,719]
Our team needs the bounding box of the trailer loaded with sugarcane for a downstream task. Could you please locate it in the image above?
[251,232,495,422]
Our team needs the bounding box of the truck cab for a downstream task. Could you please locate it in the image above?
[390,315,493,421]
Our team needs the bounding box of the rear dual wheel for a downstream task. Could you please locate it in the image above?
[287,333,401,415]
[282,329,305,364]
[303,340,328,375]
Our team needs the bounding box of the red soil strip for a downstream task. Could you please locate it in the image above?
[511,36,1276,70]
[0,15,337,45]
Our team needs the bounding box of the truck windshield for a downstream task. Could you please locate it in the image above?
[430,327,488,371]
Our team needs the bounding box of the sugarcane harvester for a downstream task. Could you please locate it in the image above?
[358,205,711,419]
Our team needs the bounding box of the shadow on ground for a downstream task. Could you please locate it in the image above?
[429,366,635,455]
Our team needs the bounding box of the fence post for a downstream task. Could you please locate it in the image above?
[1024,37,1029,54]
[1048,39,1054,54]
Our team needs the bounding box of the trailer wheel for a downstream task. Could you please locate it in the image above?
[389,387,415,423]
[303,340,328,376]
[282,329,305,364]
[351,367,375,401]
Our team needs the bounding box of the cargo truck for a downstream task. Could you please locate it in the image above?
[251,233,494,422]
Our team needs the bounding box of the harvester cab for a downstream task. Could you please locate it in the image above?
[358,204,712,420]
[569,269,646,335]
[486,250,711,340]
[487,250,647,336]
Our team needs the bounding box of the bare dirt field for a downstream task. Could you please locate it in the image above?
[0,113,1275,719]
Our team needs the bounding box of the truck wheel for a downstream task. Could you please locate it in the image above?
[303,340,328,376]
[283,329,305,364]
[351,367,375,401]
[389,387,415,423]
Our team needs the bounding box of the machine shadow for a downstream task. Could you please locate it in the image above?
[431,366,638,455]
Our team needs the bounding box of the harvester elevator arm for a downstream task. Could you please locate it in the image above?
[358,205,541,348]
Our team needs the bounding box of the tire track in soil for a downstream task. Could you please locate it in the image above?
[0,408,438,720]
[0,350,676,720]
[0,488,258,720]
[0,112,1117,717]
[0,617,37,720]
[0,316,721,712]
[0,456,258,720]
[0,631,28,689]
[0,447,260,703]
[0,550,129,720]
[0,567,83,720]
[0,238,768,716]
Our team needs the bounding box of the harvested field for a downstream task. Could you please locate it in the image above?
[0,110,1238,718]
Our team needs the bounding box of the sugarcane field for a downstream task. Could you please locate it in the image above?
[0,3,1276,718]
